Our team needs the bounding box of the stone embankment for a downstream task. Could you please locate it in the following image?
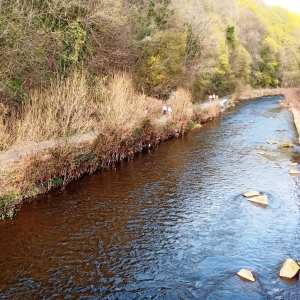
[279,88,300,143]
[292,108,300,144]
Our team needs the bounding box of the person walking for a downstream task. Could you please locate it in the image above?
[162,104,167,116]
[167,106,172,117]
[209,95,212,102]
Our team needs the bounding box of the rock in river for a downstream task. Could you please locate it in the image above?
[243,190,260,197]
[258,151,266,155]
[280,259,300,279]
[247,195,268,206]
[237,269,255,282]
[289,169,300,175]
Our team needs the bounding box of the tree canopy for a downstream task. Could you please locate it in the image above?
[1,0,300,105]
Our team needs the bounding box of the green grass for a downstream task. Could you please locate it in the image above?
[281,141,293,148]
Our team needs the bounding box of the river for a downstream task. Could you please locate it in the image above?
[1,95,300,299]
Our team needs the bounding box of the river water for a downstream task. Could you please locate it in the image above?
[1,96,300,299]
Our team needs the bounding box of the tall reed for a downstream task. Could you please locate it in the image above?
[0,104,12,150]
[14,72,97,147]
[99,72,147,141]
[168,88,193,123]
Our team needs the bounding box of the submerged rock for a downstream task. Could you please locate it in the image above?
[255,146,262,149]
[271,165,280,168]
[247,195,268,206]
[281,142,293,148]
[192,123,202,129]
[237,269,255,282]
[280,259,300,279]
[289,169,300,175]
[243,190,260,197]
[258,151,266,155]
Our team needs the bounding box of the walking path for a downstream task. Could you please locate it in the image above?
[0,130,100,168]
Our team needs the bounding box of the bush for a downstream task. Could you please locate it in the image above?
[136,29,187,94]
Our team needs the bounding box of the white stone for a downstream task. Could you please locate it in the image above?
[258,151,266,155]
[290,162,298,166]
[289,169,300,175]
[242,190,260,197]
[267,140,276,144]
[280,259,300,279]
[247,195,268,206]
[237,269,255,282]
[255,146,262,149]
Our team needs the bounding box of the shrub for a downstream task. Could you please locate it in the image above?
[14,71,97,146]
[99,72,147,141]
[168,88,193,123]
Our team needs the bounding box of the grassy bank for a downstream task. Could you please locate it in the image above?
[2,82,299,220]
[232,87,300,104]
[0,72,221,220]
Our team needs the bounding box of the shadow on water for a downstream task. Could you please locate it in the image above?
[1,95,300,299]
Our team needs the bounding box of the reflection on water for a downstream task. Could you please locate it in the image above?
[1,96,300,299]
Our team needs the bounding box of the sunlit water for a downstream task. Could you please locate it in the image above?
[1,96,300,299]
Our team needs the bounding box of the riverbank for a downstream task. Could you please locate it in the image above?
[0,94,221,220]
[1,87,299,220]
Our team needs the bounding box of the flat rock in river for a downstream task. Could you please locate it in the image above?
[280,259,300,279]
[247,195,268,206]
[243,190,260,197]
[237,269,255,282]
[289,169,300,175]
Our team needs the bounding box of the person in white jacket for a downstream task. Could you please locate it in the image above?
[162,104,167,116]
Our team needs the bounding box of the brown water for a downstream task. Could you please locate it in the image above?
[1,96,300,299]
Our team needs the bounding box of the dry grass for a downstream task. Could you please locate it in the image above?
[233,87,300,111]
[281,88,300,109]
[0,71,150,153]
[0,72,150,151]
[234,88,285,102]
[168,88,193,123]
[193,101,221,122]
[0,104,13,150]
[13,72,97,147]
[99,73,147,140]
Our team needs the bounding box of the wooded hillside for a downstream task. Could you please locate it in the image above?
[1,0,300,101]
[1,0,300,148]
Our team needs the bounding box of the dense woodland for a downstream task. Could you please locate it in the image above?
[1,0,300,149]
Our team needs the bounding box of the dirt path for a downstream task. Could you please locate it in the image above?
[0,130,100,168]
